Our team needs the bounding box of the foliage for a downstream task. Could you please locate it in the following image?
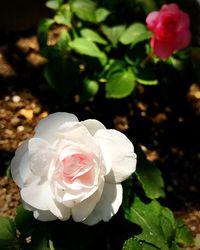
[37,0,198,102]
[123,197,193,250]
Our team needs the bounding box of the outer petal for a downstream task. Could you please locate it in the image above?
[10,140,28,188]
[83,183,122,225]
[34,112,78,142]
[71,181,104,222]
[28,138,56,176]
[151,37,174,59]
[81,119,106,136]
[21,180,49,210]
[21,181,71,220]
[174,30,191,50]
[146,11,159,31]
[94,129,136,183]
[33,209,57,221]
[176,12,190,30]
[161,3,179,12]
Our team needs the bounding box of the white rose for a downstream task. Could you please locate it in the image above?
[11,112,136,225]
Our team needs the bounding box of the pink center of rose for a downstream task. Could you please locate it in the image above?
[54,147,96,187]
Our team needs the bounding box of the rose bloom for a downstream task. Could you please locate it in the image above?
[11,112,136,225]
[146,3,191,59]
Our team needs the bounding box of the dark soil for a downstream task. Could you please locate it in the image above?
[0,29,200,249]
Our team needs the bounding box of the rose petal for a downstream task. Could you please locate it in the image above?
[151,37,174,59]
[33,209,57,221]
[81,119,106,136]
[71,181,104,222]
[34,112,79,142]
[94,129,136,183]
[11,140,28,188]
[28,138,56,176]
[146,11,159,31]
[83,183,123,225]
[57,123,101,159]
[44,182,71,220]
[176,12,190,30]
[161,3,179,12]
[174,30,191,50]
[21,180,49,210]
[21,181,71,220]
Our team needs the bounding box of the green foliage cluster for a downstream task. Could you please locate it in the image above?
[37,0,164,101]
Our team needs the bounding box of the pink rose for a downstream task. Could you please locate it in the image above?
[146,3,191,59]
[11,112,136,225]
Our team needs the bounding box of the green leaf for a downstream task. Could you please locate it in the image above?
[135,147,165,199]
[135,0,158,13]
[80,29,107,45]
[95,8,110,23]
[69,38,105,59]
[106,69,136,98]
[175,219,194,246]
[125,198,172,250]
[123,237,143,250]
[44,55,79,97]
[71,0,96,23]
[55,30,71,50]
[101,25,126,47]
[54,4,72,26]
[37,18,54,48]
[15,205,37,238]
[106,60,126,78]
[0,217,19,249]
[135,67,158,85]
[120,23,152,46]
[46,0,63,10]
[161,208,176,243]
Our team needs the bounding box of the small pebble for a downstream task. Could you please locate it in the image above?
[4,96,10,101]
[19,109,33,120]
[10,117,20,126]
[12,95,21,103]
[17,126,24,132]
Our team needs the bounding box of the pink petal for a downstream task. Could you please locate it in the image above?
[146,11,159,31]
[176,12,190,30]
[151,37,174,59]
[161,3,179,12]
[174,30,191,50]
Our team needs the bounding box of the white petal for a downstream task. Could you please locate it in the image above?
[81,119,106,135]
[21,181,71,220]
[34,112,79,142]
[28,138,56,176]
[83,183,122,225]
[94,129,136,183]
[44,182,71,220]
[11,140,28,188]
[33,209,57,221]
[20,179,48,210]
[72,182,104,222]
[56,123,100,157]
